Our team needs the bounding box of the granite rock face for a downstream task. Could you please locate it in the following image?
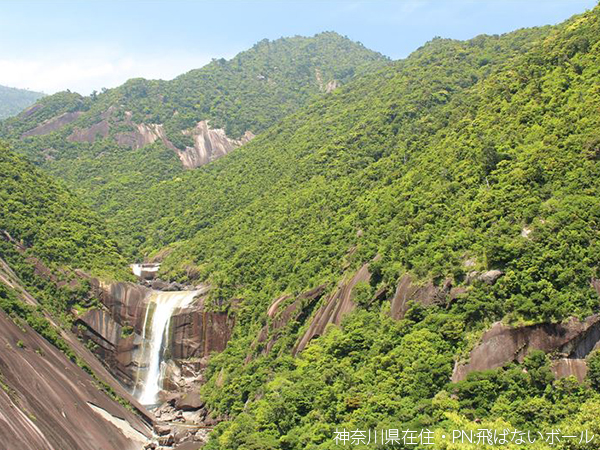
[176,120,255,169]
[390,274,456,320]
[21,111,83,137]
[294,263,372,355]
[170,302,235,361]
[94,281,152,334]
[77,281,234,394]
[245,285,328,362]
[452,316,600,382]
[60,107,255,169]
[552,358,588,382]
[0,310,151,450]
[0,258,152,450]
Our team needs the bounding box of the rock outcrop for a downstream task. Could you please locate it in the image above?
[94,281,152,333]
[0,258,152,449]
[0,310,151,450]
[452,316,600,382]
[389,274,465,320]
[76,281,234,394]
[68,119,110,142]
[246,285,328,362]
[170,302,235,361]
[21,111,83,137]
[176,121,255,169]
[293,264,371,355]
[61,107,255,169]
[552,358,588,382]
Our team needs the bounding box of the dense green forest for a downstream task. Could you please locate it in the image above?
[95,6,599,449]
[0,33,386,255]
[0,143,131,323]
[0,84,44,119]
[2,5,600,450]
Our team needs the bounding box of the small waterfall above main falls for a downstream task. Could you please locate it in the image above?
[135,290,198,406]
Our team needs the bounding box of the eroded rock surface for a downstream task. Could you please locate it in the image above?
[246,285,327,362]
[390,274,455,320]
[176,121,254,169]
[76,281,234,395]
[170,302,235,361]
[21,111,83,137]
[57,107,255,169]
[294,264,371,355]
[452,316,600,382]
[0,276,152,450]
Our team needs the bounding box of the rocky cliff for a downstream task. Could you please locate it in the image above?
[62,107,256,170]
[452,315,600,383]
[0,258,152,450]
[75,281,234,395]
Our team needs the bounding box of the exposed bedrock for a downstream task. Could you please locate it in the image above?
[92,281,152,334]
[176,120,255,169]
[76,281,234,393]
[0,310,151,450]
[170,306,235,361]
[0,259,152,449]
[293,263,372,355]
[452,315,600,382]
[245,285,328,363]
[21,111,83,137]
[61,106,255,169]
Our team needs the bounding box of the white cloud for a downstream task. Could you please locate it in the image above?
[0,48,216,95]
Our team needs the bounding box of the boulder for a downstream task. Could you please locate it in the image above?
[479,270,503,285]
[175,391,204,411]
[154,423,172,436]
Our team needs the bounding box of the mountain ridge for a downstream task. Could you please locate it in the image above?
[0,84,45,120]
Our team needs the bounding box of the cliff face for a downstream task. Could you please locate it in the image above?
[75,281,234,393]
[452,315,600,383]
[293,263,371,355]
[0,258,152,450]
[64,113,255,169]
[170,305,235,361]
[176,121,255,169]
[0,310,150,450]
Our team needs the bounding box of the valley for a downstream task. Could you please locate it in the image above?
[1,3,600,450]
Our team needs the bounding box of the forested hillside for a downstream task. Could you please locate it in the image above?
[0,143,131,322]
[0,84,44,119]
[0,33,386,255]
[2,4,600,449]
[102,7,600,449]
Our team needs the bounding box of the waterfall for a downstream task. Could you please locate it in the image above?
[136,290,198,406]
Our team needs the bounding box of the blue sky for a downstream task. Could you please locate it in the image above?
[0,0,596,94]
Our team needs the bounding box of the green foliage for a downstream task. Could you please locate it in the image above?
[0,84,44,120]
[0,33,386,256]
[0,143,130,280]
[158,8,600,449]
[2,6,600,449]
[586,351,600,390]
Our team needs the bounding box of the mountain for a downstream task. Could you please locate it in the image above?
[0,32,387,255]
[3,6,600,450]
[93,7,600,449]
[0,144,152,448]
[0,84,44,119]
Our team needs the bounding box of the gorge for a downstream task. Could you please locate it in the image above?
[2,3,600,449]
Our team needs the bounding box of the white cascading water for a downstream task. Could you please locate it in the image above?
[136,290,198,405]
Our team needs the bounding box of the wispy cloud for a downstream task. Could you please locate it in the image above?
[0,48,216,95]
